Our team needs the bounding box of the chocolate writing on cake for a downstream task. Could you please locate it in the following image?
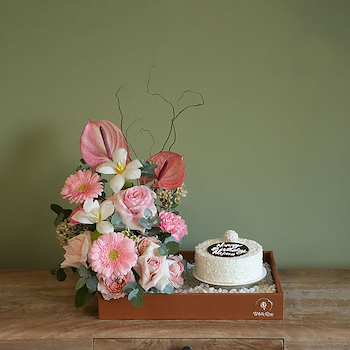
[207,242,249,257]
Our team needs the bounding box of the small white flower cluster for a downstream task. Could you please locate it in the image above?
[122,228,142,245]
[174,262,276,294]
[157,184,188,210]
[56,220,83,246]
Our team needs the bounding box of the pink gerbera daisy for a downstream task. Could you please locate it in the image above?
[61,170,103,204]
[90,232,137,278]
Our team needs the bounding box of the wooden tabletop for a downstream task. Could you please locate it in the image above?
[0,269,349,350]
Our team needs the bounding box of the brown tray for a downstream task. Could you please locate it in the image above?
[98,251,284,320]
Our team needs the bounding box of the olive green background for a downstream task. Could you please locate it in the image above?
[1,0,349,269]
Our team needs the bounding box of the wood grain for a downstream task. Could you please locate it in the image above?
[93,338,284,350]
[0,269,349,350]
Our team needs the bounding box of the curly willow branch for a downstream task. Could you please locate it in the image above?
[125,118,142,159]
[140,128,156,157]
[147,66,176,119]
[115,86,124,133]
[164,89,204,152]
[147,67,204,152]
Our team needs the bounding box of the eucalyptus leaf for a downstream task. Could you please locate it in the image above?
[123,282,138,294]
[164,236,176,244]
[158,241,180,256]
[166,241,180,255]
[140,159,158,179]
[128,288,139,300]
[50,204,72,226]
[144,209,152,219]
[86,275,98,292]
[75,285,95,308]
[157,231,171,242]
[56,268,67,282]
[75,277,86,290]
[131,286,144,308]
[162,284,175,294]
[77,265,90,278]
[149,216,161,225]
[138,217,152,230]
[53,212,65,227]
[145,227,161,237]
[181,259,188,270]
[158,245,166,256]
[111,213,122,225]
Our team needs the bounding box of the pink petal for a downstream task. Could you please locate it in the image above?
[140,152,186,190]
[80,120,130,170]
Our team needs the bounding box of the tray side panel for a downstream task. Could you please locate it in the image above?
[98,251,284,320]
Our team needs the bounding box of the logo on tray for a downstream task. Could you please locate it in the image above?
[253,298,274,317]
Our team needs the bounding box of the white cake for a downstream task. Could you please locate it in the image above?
[193,230,263,285]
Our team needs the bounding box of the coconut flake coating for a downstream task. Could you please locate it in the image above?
[194,232,263,285]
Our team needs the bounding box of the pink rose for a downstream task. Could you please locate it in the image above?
[169,255,184,288]
[112,186,157,232]
[97,270,135,300]
[134,253,170,291]
[138,236,160,255]
[159,211,188,241]
[61,231,92,269]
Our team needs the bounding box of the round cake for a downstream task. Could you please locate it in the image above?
[193,230,264,285]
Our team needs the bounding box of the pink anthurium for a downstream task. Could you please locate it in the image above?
[141,151,186,190]
[80,120,130,170]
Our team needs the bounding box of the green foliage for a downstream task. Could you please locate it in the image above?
[91,230,102,240]
[75,285,95,308]
[111,213,125,230]
[162,284,175,294]
[50,204,72,226]
[158,240,180,256]
[77,265,90,278]
[76,159,91,171]
[144,208,152,218]
[123,282,138,293]
[75,277,86,290]
[138,209,161,231]
[138,217,152,230]
[86,275,98,292]
[122,180,133,189]
[96,191,106,201]
[123,282,144,308]
[51,267,67,282]
[140,159,158,179]
[74,266,98,292]
[157,231,171,242]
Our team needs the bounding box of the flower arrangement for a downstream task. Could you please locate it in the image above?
[51,77,203,308]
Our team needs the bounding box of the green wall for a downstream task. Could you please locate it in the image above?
[1,0,349,269]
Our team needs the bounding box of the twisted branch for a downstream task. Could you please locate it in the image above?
[125,118,142,159]
[140,128,156,157]
[147,67,204,152]
[115,86,124,133]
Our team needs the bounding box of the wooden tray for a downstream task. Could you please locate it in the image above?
[98,251,284,320]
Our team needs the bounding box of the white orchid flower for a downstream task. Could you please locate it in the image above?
[96,147,142,193]
[72,199,114,234]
